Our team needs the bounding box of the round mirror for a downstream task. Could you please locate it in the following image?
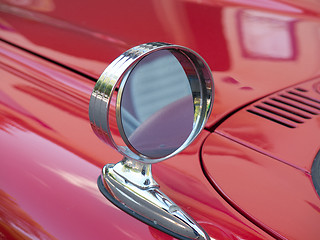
[120,50,194,158]
[89,42,214,163]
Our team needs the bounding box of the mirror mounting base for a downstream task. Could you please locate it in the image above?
[99,161,209,240]
[112,157,159,189]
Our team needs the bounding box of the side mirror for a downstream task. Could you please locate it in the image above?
[89,42,214,240]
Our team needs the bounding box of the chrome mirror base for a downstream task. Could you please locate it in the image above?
[98,158,209,240]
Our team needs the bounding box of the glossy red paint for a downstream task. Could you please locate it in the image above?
[1,0,320,129]
[214,77,320,172]
[202,133,320,239]
[1,0,320,239]
[0,42,273,239]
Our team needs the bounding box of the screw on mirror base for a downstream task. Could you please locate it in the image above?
[98,160,209,240]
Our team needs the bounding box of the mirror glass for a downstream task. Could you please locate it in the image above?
[120,50,194,159]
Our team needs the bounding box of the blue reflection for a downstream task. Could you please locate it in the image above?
[121,50,193,158]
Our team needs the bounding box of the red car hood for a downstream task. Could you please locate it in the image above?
[1,0,320,239]
[1,0,320,127]
[202,76,320,239]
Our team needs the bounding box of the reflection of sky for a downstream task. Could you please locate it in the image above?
[38,162,115,206]
[121,50,192,137]
[42,166,105,202]
[239,10,296,60]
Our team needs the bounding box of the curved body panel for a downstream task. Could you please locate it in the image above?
[1,0,320,128]
[0,41,272,239]
[202,133,320,239]
[1,0,320,239]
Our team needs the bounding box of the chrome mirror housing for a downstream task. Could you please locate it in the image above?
[89,42,214,240]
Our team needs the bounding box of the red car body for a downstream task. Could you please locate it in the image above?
[0,0,319,239]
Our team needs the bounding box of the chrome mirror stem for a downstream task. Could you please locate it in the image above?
[99,159,209,240]
[91,42,213,240]
[112,157,159,189]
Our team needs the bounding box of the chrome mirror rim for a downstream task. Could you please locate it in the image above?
[89,42,214,163]
[89,42,213,240]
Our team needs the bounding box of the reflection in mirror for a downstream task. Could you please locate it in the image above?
[121,50,194,158]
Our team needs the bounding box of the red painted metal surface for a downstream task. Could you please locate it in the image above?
[1,0,320,239]
[202,133,320,239]
[0,42,273,239]
[1,0,320,129]
[214,77,320,172]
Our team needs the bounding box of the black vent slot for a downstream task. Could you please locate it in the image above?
[247,109,297,128]
[247,87,320,128]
